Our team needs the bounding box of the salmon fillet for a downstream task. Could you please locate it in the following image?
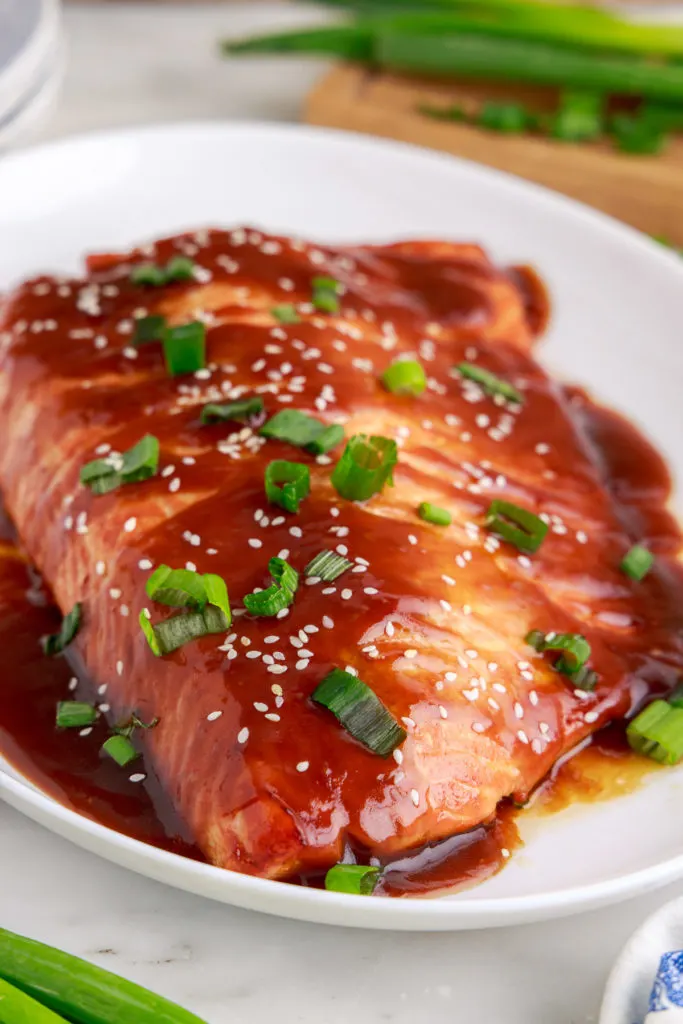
[0,226,681,881]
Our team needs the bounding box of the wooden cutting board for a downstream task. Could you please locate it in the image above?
[306,64,683,245]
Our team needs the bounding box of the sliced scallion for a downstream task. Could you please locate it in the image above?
[114,712,159,740]
[80,434,159,495]
[146,565,210,609]
[312,667,406,757]
[259,409,343,454]
[621,544,654,581]
[56,702,97,729]
[272,304,300,324]
[264,460,310,514]
[331,434,398,502]
[130,256,195,287]
[551,90,603,142]
[526,629,596,690]
[418,502,452,526]
[456,362,523,404]
[627,699,683,765]
[141,605,230,656]
[381,359,427,397]
[102,734,138,767]
[325,864,381,896]
[41,603,82,656]
[305,550,352,582]
[477,100,529,134]
[312,275,341,314]
[163,321,206,377]
[164,256,196,282]
[485,499,548,553]
[200,397,264,425]
[243,557,299,617]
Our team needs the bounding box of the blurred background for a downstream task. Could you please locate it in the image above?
[3,0,683,241]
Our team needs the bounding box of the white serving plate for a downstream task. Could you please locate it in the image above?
[0,122,681,931]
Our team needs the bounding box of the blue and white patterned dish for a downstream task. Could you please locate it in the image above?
[602,898,683,1023]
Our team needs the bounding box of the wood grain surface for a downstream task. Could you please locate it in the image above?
[306,64,683,244]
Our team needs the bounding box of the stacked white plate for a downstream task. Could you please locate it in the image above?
[0,0,64,150]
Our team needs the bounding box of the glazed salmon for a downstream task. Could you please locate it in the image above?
[0,227,681,883]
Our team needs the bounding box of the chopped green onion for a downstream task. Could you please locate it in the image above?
[551,90,603,142]
[456,362,523,403]
[272,304,300,324]
[260,408,342,453]
[627,699,683,765]
[264,460,310,514]
[526,629,596,689]
[115,712,159,739]
[477,100,530,133]
[418,502,452,526]
[331,434,398,502]
[202,573,232,622]
[243,557,299,617]
[305,423,345,455]
[164,256,195,282]
[163,321,206,377]
[141,605,230,656]
[200,396,264,425]
[41,603,82,656]
[621,544,654,581]
[312,275,341,314]
[305,550,352,582]
[133,314,167,346]
[130,264,166,287]
[146,565,210,609]
[102,734,138,767]
[56,702,97,729]
[381,358,427,396]
[485,499,548,553]
[611,113,666,154]
[325,864,381,896]
[313,668,406,757]
[80,434,159,495]
[130,256,195,287]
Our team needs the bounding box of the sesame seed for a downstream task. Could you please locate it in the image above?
[265,712,281,722]
[401,716,416,730]
[296,761,310,773]
[472,722,485,733]
[207,711,222,722]
[237,727,249,744]
[185,561,196,572]
[123,517,137,533]
[169,478,181,493]
[116,660,124,677]
[79,727,93,737]
[410,789,420,807]
[289,526,303,539]
[501,847,511,859]
[514,702,524,719]
[439,706,448,719]
[246,651,262,660]
[248,538,262,549]
[268,664,288,675]
[322,615,334,629]
[138,558,153,570]
[254,702,268,712]
[129,773,146,783]
[408,534,418,546]
[345,667,358,677]
[276,608,289,619]
[517,729,529,744]
[584,710,599,723]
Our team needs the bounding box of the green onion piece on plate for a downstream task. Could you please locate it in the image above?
[80,434,159,495]
[305,550,352,582]
[243,557,299,617]
[56,702,98,729]
[526,629,596,690]
[627,699,683,765]
[260,409,325,447]
[102,734,139,767]
[140,605,230,656]
[272,304,300,324]
[331,434,398,502]
[418,502,452,526]
[312,667,406,757]
[130,264,167,287]
[133,314,167,346]
[200,397,264,425]
[0,977,67,1023]
[145,565,210,608]
[305,423,345,455]
[41,603,82,657]
[611,113,666,155]
[325,864,381,896]
[381,358,427,397]
[115,712,159,740]
[485,499,548,553]
[163,321,206,377]
[312,275,341,314]
[164,256,195,282]
[456,362,523,404]
[620,544,654,581]
[264,460,310,513]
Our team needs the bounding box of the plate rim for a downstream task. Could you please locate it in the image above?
[1,119,682,931]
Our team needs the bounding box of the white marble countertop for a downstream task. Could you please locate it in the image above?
[3,4,683,1022]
